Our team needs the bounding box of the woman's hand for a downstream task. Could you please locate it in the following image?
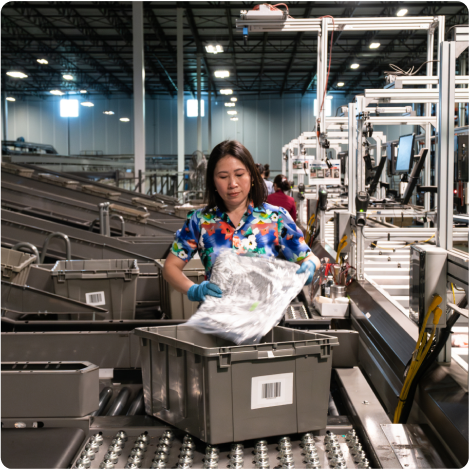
[296,254,320,285]
[187,281,223,302]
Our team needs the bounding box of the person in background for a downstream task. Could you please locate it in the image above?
[256,163,274,195]
[267,174,297,221]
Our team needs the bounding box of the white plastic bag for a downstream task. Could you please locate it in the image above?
[185,250,309,345]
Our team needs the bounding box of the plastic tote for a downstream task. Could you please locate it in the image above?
[135,325,339,444]
[51,259,139,319]
[1,247,37,286]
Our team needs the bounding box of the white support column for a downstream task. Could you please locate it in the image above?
[133,1,146,193]
[197,55,202,154]
[2,93,7,141]
[425,30,434,215]
[177,7,185,192]
[436,41,456,251]
[435,16,446,189]
[208,80,212,153]
[458,55,467,127]
[348,103,357,214]
[316,18,329,162]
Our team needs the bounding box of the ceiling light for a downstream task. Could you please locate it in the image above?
[80,90,87,94]
[220,89,233,95]
[50,90,64,96]
[120,117,130,122]
[214,70,230,78]
[350,63,360,69]
[230,97,237,102]
[6,97,15,102]
[81,102,94,107]
[205,44,224,54]
[6,71,28,79]
[337,82,345,87]
[225,102,235,107]
[227,110,237,115]
[37,59,48,65]
[396,9,408,16]
[60,99,79,118]
[63,74,74,80]
[369,43,381,49]
[104,111,115,115]
[230,117,238,121]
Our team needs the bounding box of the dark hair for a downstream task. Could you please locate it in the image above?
[264,164,271,179]
[204,140,267,212]
[273,174,291,192]
[255,163,265,175]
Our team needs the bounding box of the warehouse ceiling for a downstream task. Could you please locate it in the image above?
[2,1,468,99]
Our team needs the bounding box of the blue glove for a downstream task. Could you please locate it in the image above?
[296,260,316,285]
[187,281,223,302]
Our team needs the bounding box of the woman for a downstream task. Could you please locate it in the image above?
[256,163,274,195]
[267,174,297,221]
[163,140,320,302]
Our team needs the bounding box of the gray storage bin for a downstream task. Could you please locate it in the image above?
[135,325,339,444]
[156,258,205,319]
[1,247,37,285]
[1,361,99,417]
[51,259,139,319]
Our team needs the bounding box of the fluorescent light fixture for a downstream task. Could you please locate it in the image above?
[80,90,87,94]
[350,63,360,69]
[50,90,64,96]
[63,74,74,80]
[81,101,94,107]
[214,70,230,78]
[337,82,345,87]
[205,44,224,54]
[187,99,205,117]
[230,97,237,102]
[369,43,381,49]
[220,89,233,95]
[6,97,15,102]
[120,117,130,122]
[396,9,408,16]
[227,110,237,115]
[6,71,28,79]
[60,99,79,118]
[103,111,115,115]
[230,117,238,121]
[225,102,235,107]
[37,59,48,65]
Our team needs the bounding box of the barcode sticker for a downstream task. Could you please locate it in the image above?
[85,291,106,306]
[251,373,293,409]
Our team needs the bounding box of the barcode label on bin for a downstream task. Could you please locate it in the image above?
[85,291,106,306]
[251,373,293,409]
[262,382,281,399]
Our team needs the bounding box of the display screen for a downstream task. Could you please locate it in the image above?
[395,134,415,173]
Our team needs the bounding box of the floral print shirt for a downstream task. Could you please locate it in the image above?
[170,202,311,279]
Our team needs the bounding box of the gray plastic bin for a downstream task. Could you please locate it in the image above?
[1,361,99,417]
[156,258,205,319]
[135,325,339,444]
[51,259,139,319]
[1,247,37,285]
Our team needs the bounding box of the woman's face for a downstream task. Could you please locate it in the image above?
[214,155,252,211]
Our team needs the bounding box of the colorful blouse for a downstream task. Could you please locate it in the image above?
[170,202,311,279]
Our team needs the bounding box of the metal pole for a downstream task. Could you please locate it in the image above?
[436,41,456,251]
[424,30,434,215]
[208,80,212,154]
[2,92,8,141]
[348,103,357,214]
[133,1,146,193]
[316,18,329,163]
[177,7,185,194]
[138,169,142,194]
[458,55,467,127]
[197,54,202,154]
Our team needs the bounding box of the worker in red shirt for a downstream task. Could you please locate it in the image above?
[267,174,297,221]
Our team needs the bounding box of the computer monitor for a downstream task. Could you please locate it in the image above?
[395,133,415,174]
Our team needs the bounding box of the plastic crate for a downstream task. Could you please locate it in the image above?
[135,325,339,444]
[51,259,139,319]
[1,361,98,418]
[1,247,37,285]
[155,258,205,319]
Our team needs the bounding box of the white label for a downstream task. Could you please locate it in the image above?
[85,291,106,306]
[251,373,294,409]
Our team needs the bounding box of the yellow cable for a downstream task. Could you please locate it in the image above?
[336,240,348,263]
[451,283,456,304]
[372,233,435,251]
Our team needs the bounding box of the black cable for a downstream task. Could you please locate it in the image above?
[398,296,467,423]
